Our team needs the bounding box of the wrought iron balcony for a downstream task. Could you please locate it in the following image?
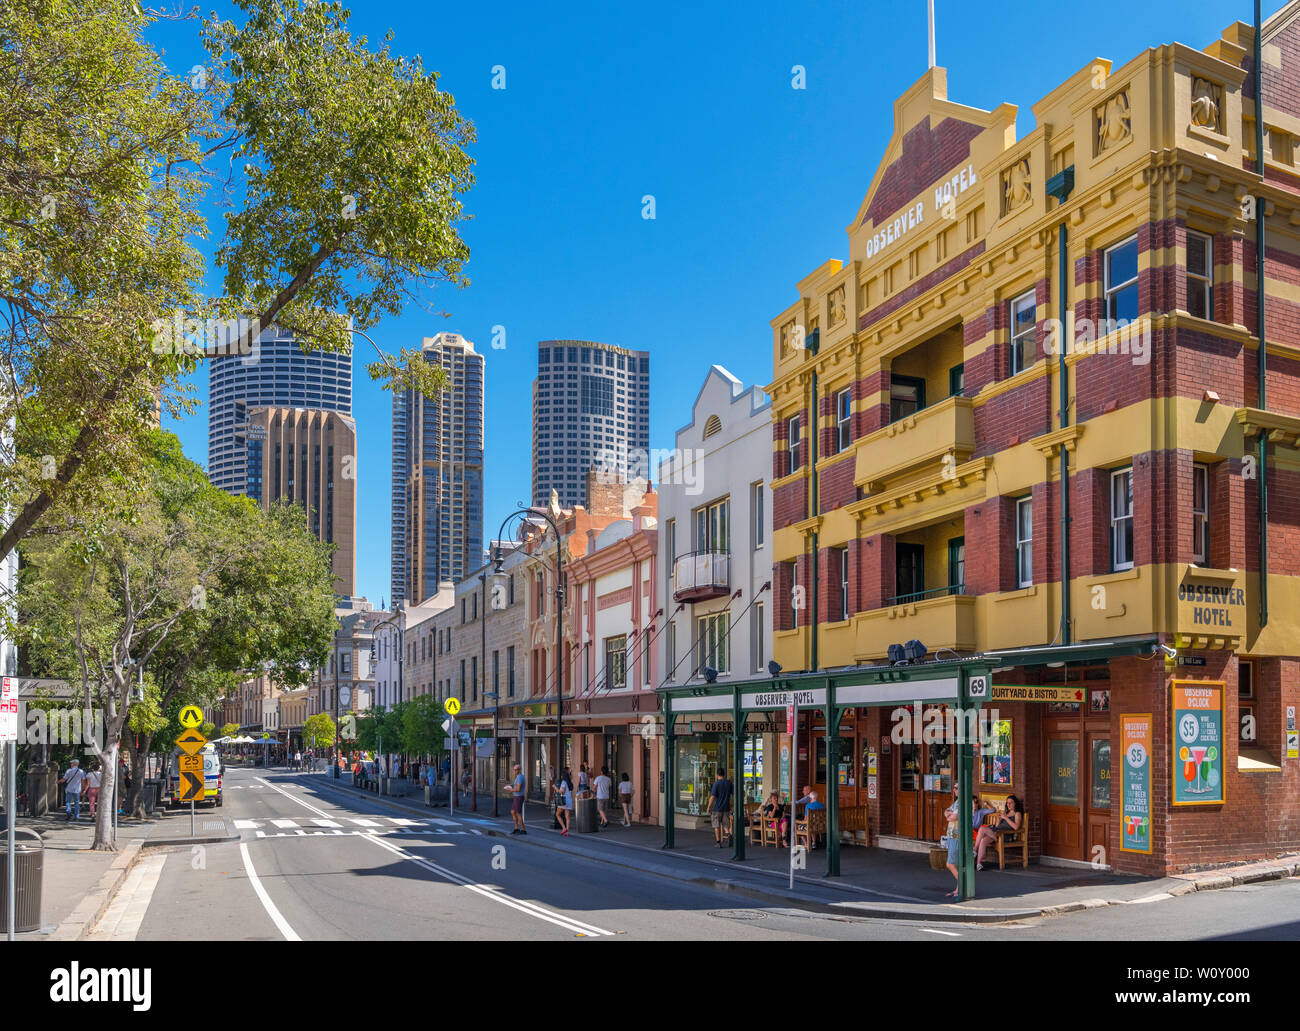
[673,550,731,602]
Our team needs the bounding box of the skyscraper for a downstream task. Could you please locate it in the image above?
[208,330,356,598]
[390,333,484,606]
[208,330,352,494]
[531,340,650,509]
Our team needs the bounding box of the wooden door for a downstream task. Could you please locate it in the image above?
[1086,729,1112,866]
[924,738,953,840]
[1044,730,1083,860]
[896,742,921,837]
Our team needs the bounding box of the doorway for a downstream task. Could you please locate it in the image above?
[1043,704,1112,863]
[894,707,953,840]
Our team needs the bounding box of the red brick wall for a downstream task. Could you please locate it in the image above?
[861,115,984,228]
[819,454,857,512]
[973,376,1050,457]
[852,370,888,438]
[964,495,1017,595]
[854,533,895,611]
[773,477,807,531]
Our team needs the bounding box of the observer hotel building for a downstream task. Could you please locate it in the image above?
[659,6,1300,878]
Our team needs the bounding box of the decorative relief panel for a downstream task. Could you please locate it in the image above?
[828,285,846,327]
[1095,89,1131,154]
[1191,77,1221,133]
[1001,158,1032,215]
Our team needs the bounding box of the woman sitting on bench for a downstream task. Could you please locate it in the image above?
[976,794,1023,870]
[761,790,788,845]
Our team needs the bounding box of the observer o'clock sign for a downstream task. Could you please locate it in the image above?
[1120,714,1152,853]
[1171,680,1225,807]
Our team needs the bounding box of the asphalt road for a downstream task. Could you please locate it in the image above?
[112,766,1300,942]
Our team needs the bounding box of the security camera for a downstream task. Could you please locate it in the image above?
[1158,644,1177,659]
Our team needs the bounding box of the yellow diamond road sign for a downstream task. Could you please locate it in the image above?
[179,705,204,728]
[176,728,207,755]
[444,697,461,716]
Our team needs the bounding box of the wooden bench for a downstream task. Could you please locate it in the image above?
[980,795,1028,869]
[838,805,869,843]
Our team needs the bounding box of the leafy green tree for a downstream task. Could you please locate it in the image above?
[219,723,240,740]
[302,712,336,753]
[0,0,473,576]
[18,430,335,847]
[402,695,446,760]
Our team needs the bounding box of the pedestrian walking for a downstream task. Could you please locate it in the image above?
[577,762,590,796]
[508,763,527,834]
[708,767,734,847]
[86,763,102,817]
[593,766,613,828]
[555,770,573,836]
[61,759,86,822]
[618,772,633,826]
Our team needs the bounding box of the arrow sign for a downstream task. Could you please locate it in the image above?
[178,770,204,802]
[176,728,207,755]
[179,705,204,729]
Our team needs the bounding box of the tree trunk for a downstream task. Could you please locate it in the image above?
[90,741,118,852]
[128,734,152,819]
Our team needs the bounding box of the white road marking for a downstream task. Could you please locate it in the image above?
[311,818,342,828]
[271,819,299,828]
[234,819,260,829]
[350,818,382,827]
[918,927,961,937]
[358,832,614,937]
[88,852,167,941]
[239,842,301,942]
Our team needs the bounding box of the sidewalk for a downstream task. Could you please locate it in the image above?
[295,771,1300,923]
[6,801,240,941]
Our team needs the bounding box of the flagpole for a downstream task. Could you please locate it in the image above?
[927,0,936,68]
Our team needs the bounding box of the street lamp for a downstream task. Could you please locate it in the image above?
[493,507,565,810]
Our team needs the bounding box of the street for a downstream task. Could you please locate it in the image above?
[87,767,1300,942]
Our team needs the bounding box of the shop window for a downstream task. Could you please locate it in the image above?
[1090,738,1111,809]
[1015,496,1033,587]
[979,717,1013,786]
[1186,231,1213,320]
[1110,466,1134,571]
[1010,289,1036,375]
[1104,236,1139,328]
[1192,463,1209,564]
[675,737,731,816]
[1049,738,1080,806]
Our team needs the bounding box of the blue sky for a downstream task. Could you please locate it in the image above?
[153,0,1281,606]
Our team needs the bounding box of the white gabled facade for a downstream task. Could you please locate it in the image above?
[657,366,772,690]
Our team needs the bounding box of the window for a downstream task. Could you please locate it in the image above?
[979,717,1013,786]
[787,415,802,471]
[889,376,925,422]
[666,519,676,563]
[697,613,729,674]
[1010,290,1036,375]
[947,537,965,595]
[835,388,852,452]
[1110,467,1134,571]
[1104,237,1139,327]
[604,635,627,690]
[1187,231,1213,320]
[508,573,515,605]
[471,656,477,701]
[895,543,925,602]
[507,646,516,697]
[788,561,800,629]
[694,498,729,552]
[948,364,964,397]
[751,482,765,548]
[666,621,676,681]
[1016,496,1033,588]
[752,602,766,672]
[837,546,850,619]
[1192,463,1209,564]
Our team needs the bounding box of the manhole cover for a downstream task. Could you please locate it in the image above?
[707,909,768,921]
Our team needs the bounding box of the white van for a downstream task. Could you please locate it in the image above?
[168,743,223,808]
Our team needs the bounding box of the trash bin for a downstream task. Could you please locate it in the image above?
[573,795,598,833]
[0,827,44,933]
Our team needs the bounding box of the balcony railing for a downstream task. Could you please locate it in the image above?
[888,583,966,606]
[673,550,731,602]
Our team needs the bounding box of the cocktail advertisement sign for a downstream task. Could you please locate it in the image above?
[1172,681,1225,806]
[1120,713,1152,853]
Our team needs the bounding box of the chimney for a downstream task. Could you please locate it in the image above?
[585,467,625,519]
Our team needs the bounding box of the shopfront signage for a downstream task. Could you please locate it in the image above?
[991,685,1086,704]
[1172,680,1225,806]
[1177,577,1245,632]
[742,688,827,710]
[1120,714,1153,854]
[691,721,782,734]
[837,678,959,706]
[863,163,978,261]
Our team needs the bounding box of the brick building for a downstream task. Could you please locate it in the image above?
[662,6,1300,879]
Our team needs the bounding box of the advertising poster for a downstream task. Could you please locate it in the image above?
[1120,713,1152,853]
[1172,680,1225,806]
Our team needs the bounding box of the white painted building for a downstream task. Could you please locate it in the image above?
[656,366,773,822]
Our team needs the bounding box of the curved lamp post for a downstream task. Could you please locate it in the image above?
[492,506,565,803]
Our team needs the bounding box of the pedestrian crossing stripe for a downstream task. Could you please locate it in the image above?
[233,816,466,831]
[251,828,480,839]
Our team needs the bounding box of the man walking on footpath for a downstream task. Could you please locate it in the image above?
[594,766,613,828]
[61,759,86,822]
[709,768,734,848]
[508,763,527,834]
